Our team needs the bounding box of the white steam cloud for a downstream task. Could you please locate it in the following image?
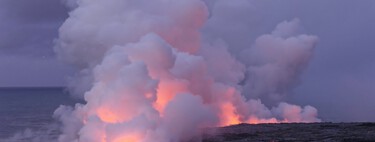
[243,19,318,105]
[54,0,320,141]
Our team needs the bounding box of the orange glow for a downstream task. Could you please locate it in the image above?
[217,87,243,126]
[97,107,121,123]
[219,102,241,126]
[113,133,142,142]
[154,80,187,115]
[246,117,279,124]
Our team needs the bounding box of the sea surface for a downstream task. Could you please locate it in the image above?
[0,87,77,139]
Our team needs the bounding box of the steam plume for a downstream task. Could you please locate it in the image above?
[54,0,320,141]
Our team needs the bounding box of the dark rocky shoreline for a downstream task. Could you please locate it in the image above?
[202,122,375,142]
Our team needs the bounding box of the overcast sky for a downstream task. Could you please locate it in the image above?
[0,0,73,87]
[0,0,374,121]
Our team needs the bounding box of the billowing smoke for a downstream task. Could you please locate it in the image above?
[242,19,318,105]
[54,0,320,141]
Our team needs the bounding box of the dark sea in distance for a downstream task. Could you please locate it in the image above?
[0,87,78,139]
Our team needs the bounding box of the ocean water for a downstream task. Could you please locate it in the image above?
[0,87,77,139]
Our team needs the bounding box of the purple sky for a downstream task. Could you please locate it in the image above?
[0,0,374,121]
[0,0,73,87]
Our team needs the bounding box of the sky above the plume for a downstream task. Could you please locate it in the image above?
[0,0,374,122]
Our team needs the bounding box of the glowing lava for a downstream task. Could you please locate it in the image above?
[219,102,241,126]
[153,80,187,115]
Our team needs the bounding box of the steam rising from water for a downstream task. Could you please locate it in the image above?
[54,0,320,141]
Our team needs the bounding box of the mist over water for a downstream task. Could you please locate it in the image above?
[0,88,77,141]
